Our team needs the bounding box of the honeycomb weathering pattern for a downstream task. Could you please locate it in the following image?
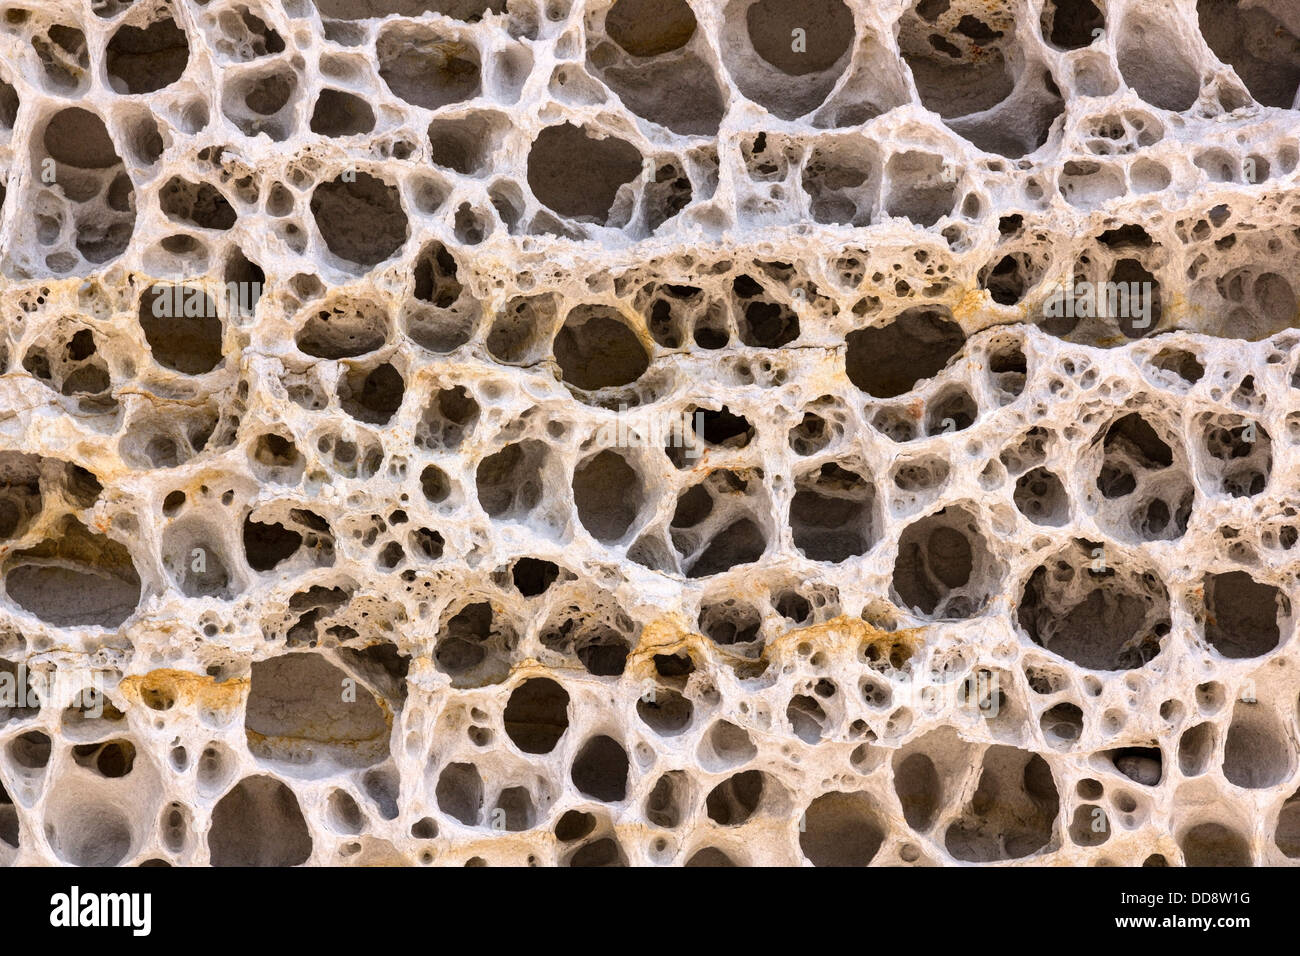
[0,0,1297,869]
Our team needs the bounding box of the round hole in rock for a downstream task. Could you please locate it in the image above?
[926,388,977,435]
[238,67,294,116]
[568,836,628,867]
[698,599,761,646]
[696,405,754,448]
[9,730,51,769]
[605,0,697,56]
[1017,542,1170,670]
[1014,467,1069,526]
[944,748,1059,862]
[339,363,405,425]
[251,433,302,476]
[326,789,364,835]
[420,464,451,503]
[554,809,596,842]
[412,240,464,306]
[476,441,547,519]
[1178,722,1215,776]
[197,742,236,796]
[1096,414,1172,502]
[242,516,302,572]
[44,107,121,169]
[503,677,570,754]
[427,113,502,175]
[790,462,875,562]
[433,600,517,687]
[159,177,236,231]
[738,298,799,348]
[746,0,853,76]
[845,307,965,398]
[71,739,135,777]
[573,450,642,542]
[160,802,188,853]
[706,769,764,826]
[416,385,479,451]
[891,509,991,619]
[686,846,738,866]
[376,22,481,110]
[553,306,649,391]
[1040,701,1084,746]
[1276,791,1300,858]
[1069,804,1110,847]
[511,557,559,596]
[48,804,134,866]
[208,775,312,866]
[487,293,559,364]
[4,519,142,629]
[1108,746,1161,786]
[893,751,940,830]
[571,735,629,802]
[645,771,686,828]
[1040,0,1104,50]
[1222,701,1293,789]
[787,693,825,743]
[310,88,375,136]
[527,123,642,224]
[435,762,482,826]
[698,719,757,771]
[494,786,535,831]
[1179,821,1251,866]
[799,790,884,866]
[574,624,631,677]
[310,172,408,269]
[295,298,390,359]
[636,686,693,736]
[1203,571,1284,659]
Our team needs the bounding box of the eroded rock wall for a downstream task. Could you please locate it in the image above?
[0,0,1298,866]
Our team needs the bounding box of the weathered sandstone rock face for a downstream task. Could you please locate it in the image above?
[0,0,1298,866]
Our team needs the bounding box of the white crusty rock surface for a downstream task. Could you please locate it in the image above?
[0,0,1298,866]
